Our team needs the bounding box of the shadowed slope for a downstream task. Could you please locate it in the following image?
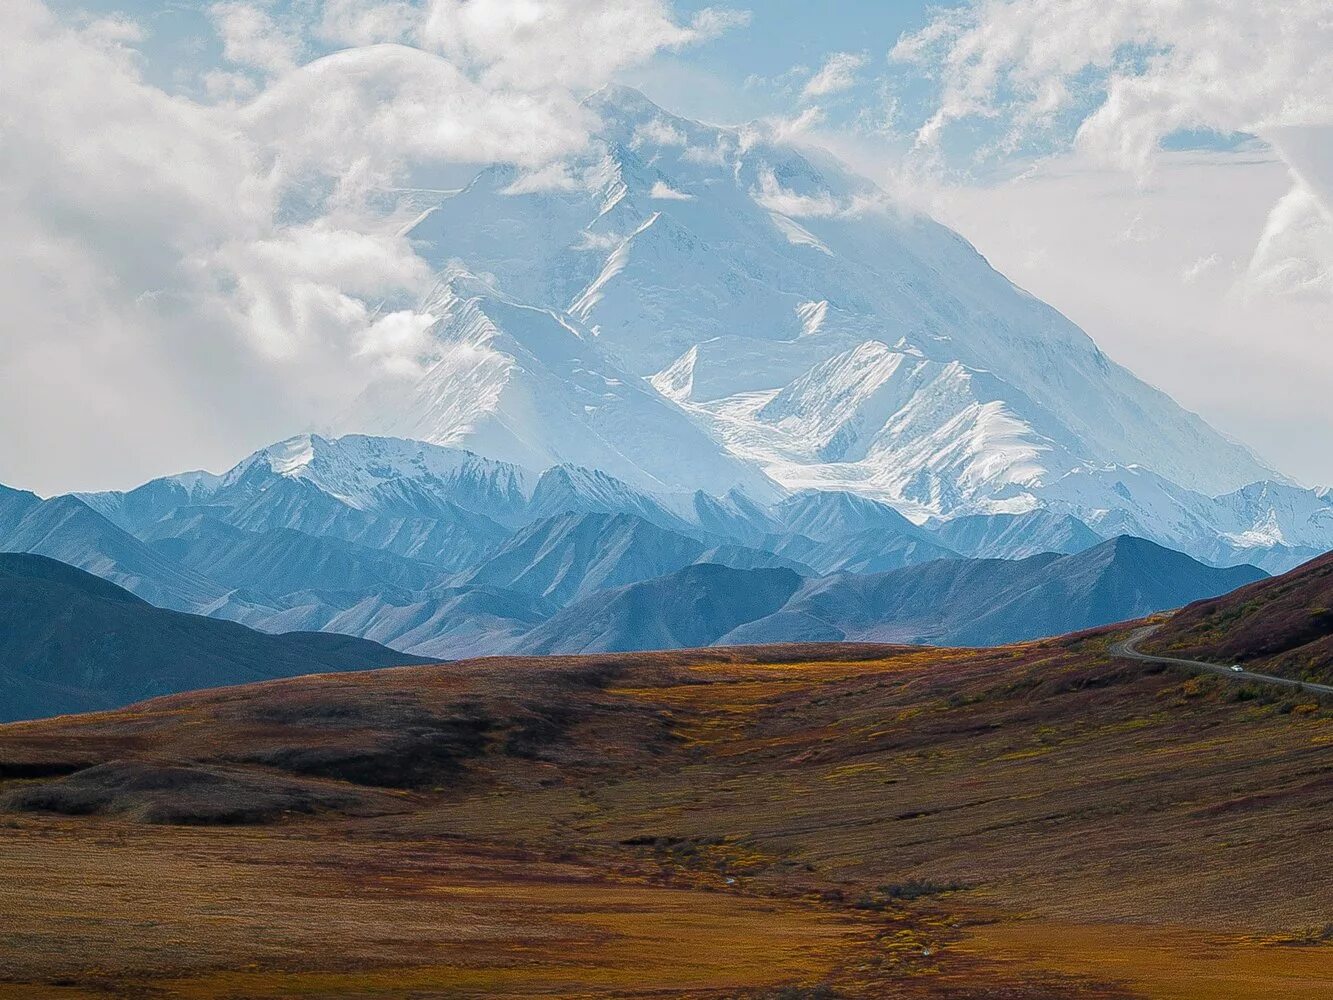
[0,553,427,721]
[456,511,706,606]
[517,563,804,653]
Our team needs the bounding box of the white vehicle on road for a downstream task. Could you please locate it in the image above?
[1230,665,1244,672]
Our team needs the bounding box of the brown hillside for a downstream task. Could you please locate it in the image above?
[0,632,1330,999]
[1147,550,1333,683]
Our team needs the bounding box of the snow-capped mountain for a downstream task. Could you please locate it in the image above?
[346,270,773,498]
[7,427,1310,665]
[1036,466,1333,572]
[217,431,534,516]
[21,88,1323,630]
[321,86,1333,570]
[350,86,1277,521]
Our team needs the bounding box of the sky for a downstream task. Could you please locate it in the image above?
[2,0,1330,494]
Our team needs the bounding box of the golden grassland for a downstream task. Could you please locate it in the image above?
[0,631,1330,998]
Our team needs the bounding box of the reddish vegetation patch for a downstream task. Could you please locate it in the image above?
[0,635,1329,998]
[1149,551,1333,682]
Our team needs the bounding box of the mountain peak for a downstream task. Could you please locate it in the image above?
[582,84,665,119]
[215,434,536,512]
[367,88,1294,553]
[258,433,325,475]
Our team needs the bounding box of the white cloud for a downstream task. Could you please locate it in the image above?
[1118,212,1161,244]
[315,0,419,46]
[78,12,146,48]
[1246,183,1333,300]
[0,0,735,493]
[921,149,1333,487]
[243,44,593,188]
[746,106,826,148]
[649,180,692,200]
[1246,125,1333,300]
[893,0,1333,316]
[893,2,1332,155]
[688,7,752,39]
[204,225,435,360]
[211,2,302,75]
[681,134,738,166]
[357,310,441,376]
[752,168,842,218]
[751,166,887,221]
[633,118,688,148]
[201,67,260,102]
[801,51,865,101]
[502,162,581,194]
[417,0,748,91]
[1181,253,1219,284]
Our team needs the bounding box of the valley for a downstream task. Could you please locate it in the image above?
[2,623,1329,998]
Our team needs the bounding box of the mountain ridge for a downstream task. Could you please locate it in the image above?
[509,535,1264,655]
[0,553,426,722]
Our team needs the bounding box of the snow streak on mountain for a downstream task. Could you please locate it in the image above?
[344,85,1279,540]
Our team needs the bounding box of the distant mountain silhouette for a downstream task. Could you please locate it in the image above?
[0,553,426,721]
[723,537,1266,647]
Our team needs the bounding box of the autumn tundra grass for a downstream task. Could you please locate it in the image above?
[0,632,1329,998]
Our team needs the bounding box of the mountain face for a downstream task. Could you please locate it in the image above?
[0,494,253,618]
[56,438,739,638]
[4,99,1320,702]
[945,536,1268,646]
[140,515,450,599]
[309,586,558,661]
[13,425,1306,671]
[796,529,959,575]
[32,91,1328,598]
[773,490,929,543]
[335,85,1306,552]
[525,465,689,531]
[346,273,773,498]
[0,554,426,722]
[509,536,1262,655]
[219,433,534,518]
[4,431,1279,678]
[457,511,707,606]
[0,484,41,533]
[934,511,1104,560]
[515,564,804,654]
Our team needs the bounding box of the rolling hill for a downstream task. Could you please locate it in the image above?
[0,625,1327,997]
[0,553,427,721]
[1147,549,1333,683]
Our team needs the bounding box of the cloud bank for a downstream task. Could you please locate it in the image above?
[893,0,1333,306]
[0,0,744,493]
